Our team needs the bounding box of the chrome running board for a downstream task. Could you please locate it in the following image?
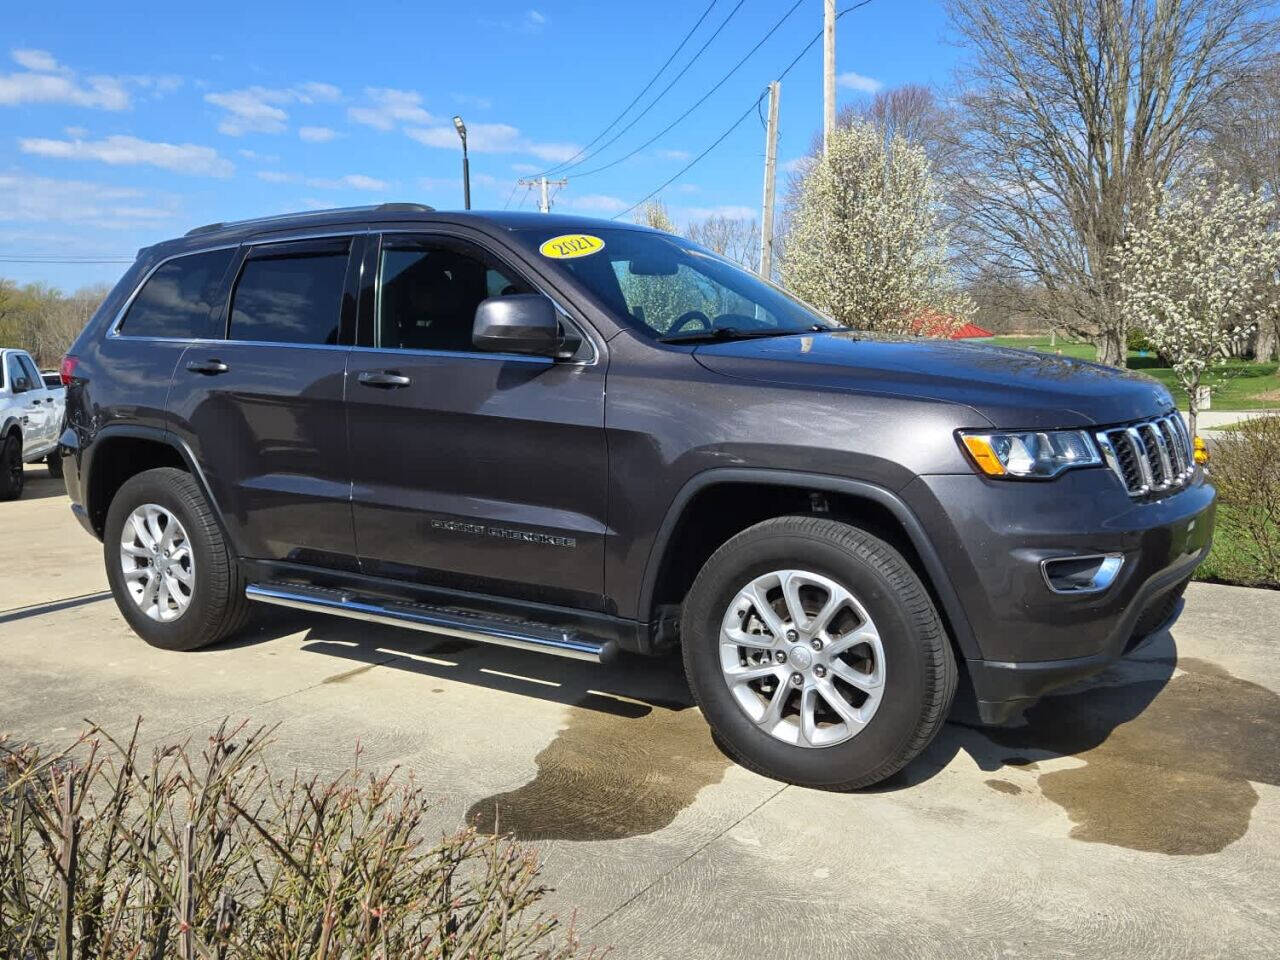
[245,582,618,664]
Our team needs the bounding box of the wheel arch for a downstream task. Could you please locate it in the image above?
[83,426,227,544]
[637,468,979,661]
[2,416,21,444]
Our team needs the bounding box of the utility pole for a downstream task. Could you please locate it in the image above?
[517,176,568,213]
[759,81,780,280]
[823,0,836,155]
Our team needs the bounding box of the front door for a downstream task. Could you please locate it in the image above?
[166,234,362,569]
[345,231,608,610]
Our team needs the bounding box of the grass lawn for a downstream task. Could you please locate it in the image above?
[1196,507,1280,590]
[988,335,1280,411]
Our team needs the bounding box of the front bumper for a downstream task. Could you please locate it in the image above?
[904,467,1216,723]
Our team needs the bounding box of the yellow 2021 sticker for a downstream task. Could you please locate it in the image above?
[539,234,605,259]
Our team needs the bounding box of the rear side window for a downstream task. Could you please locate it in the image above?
[229,238,350,345]
[119,248,235,339]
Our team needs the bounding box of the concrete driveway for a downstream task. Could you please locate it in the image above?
[3,462,1279,958]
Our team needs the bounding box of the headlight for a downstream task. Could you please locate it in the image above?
[959,429,1101,479]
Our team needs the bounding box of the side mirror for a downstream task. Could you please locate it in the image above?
[12,376,30,393]
[473,294,560,357]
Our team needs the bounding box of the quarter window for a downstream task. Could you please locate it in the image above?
[229,239,351,345]
[119,248,235,339]
[376,236,533,352]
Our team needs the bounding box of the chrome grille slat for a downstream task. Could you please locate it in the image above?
[1097,414,1195,498]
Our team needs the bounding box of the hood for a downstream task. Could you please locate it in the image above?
[692,332,1174,429]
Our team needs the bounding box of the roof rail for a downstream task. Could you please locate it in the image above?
[375,202,436,213]
[183,203,436,238]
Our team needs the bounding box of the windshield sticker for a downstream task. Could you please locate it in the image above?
[539,234,605,259]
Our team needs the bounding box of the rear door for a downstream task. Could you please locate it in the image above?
[17,354,57,453]
[166,234,362,569]
[345,229,609,610]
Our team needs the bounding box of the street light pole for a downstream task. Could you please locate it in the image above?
[453,115,471,210]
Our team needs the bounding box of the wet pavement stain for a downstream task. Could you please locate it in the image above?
[986,779,1022,795]
[467,699,731,841]
[981,656,1280,855]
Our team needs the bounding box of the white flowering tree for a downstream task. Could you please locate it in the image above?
[782,120,970,335]
[1118,170,1280,435]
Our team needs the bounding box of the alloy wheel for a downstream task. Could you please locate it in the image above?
[119,503,195,622]
[719,569,886,748]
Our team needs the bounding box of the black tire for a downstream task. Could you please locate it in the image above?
[1130,577,1190,641]
[46,450,64,479]
[103,467,253,651]
[681,516,957,790]
[0,432,24,501]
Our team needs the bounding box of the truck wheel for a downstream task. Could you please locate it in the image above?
[0,432,23,500]
[46,450,64,479]
[104,467,252,651]
[681,516,957,790]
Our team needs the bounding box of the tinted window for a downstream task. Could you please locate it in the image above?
[377,236,532,352]
[230,241,350,345]
[4,354,25,391]
[42,374,61,389]
[119,249,234,339]
[19,355,43,388]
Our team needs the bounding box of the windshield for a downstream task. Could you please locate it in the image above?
[514,227,831,340]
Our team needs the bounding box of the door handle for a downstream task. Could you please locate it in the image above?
[186,359,229,375]
[357,371,412,389]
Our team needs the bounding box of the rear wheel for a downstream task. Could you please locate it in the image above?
[0,433,23,501]
[46,450,64,479]
[104,467,252,651]
[681,516,957,790]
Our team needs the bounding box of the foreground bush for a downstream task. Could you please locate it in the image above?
[1204,416,1280,588]
[0,721,591,959]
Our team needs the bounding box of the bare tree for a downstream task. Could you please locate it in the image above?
[685,215,761,269]
[635,200,677,234]
[947,0,1279,366]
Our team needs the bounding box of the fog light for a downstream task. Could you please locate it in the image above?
[1041,553,1125,594]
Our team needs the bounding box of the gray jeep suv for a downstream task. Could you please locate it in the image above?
[59,204,1215,789]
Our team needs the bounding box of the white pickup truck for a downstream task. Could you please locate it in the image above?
[1,347,66,500]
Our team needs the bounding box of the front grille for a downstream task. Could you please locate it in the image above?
[1096,415,1194,497]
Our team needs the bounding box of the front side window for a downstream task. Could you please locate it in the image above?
[119,248,235,339]
[229,239,350,345]
[514,227,830,340]
[5,354,26,391]
[18,355,43,388]
[376,235,534,352]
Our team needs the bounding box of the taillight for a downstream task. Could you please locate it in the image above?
[59,355,80,386]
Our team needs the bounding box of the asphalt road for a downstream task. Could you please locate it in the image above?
[3,462,1279,958]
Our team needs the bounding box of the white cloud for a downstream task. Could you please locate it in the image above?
[406,122,577,163]
[837,71,883,94]
[12,49,60,73]
[0,49,130,109]
[510,162,540,174]
[299,125,338,142]
[783,156,814,175]
[238,148,279,162]
[481,9,548,33]
[63,125,88,138]
[256,170,388,191]
[657,149,691,161]
[348,87,434,130]
[205,82,343,135]
[565,193,628,214]
[20,134,234,177]
[0,173,179,229]
[675,182,700,194]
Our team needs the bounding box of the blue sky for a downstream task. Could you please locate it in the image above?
[1,0,958,291]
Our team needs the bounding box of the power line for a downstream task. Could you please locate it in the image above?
[538,0,721,178]
[549,0,749,177]
[573,0,805,180]
[612,0,878,221]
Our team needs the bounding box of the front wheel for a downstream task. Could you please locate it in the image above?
[104,467,253,651]
[681,516,957,790]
